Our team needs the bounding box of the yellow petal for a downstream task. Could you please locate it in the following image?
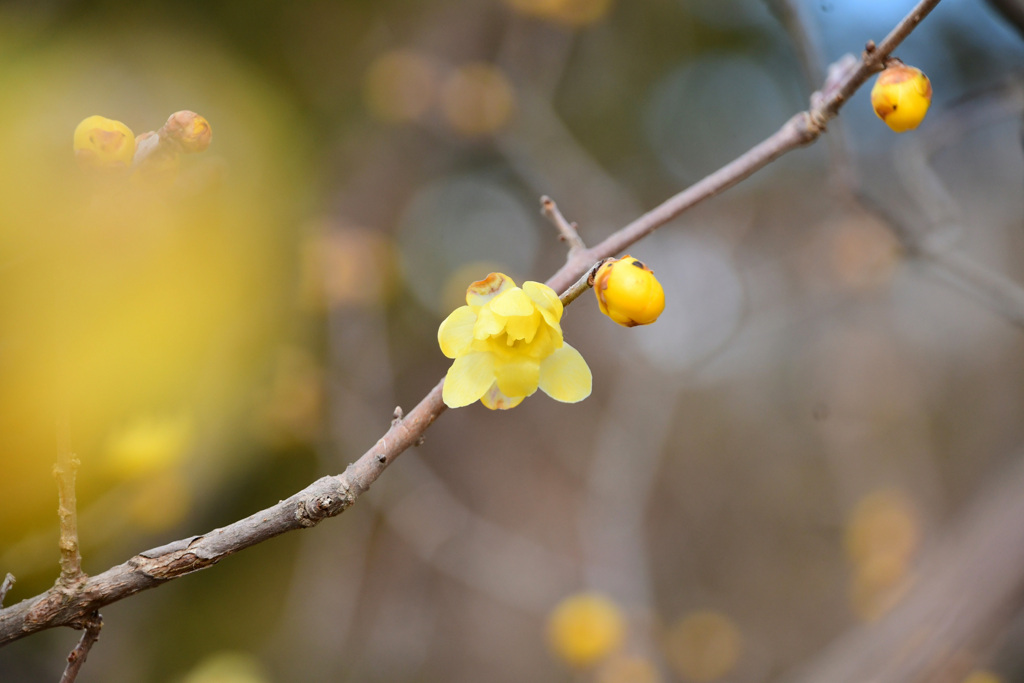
[538,343,591,403]
[489,287,535,317]
[494,354,541,398]
[467,272,516,306]
[474,305,506,338]
[480,382,526,410]
[523,281,563,325]
[504,310,541,343]
[442,352,495,407]
[523,320,561,358]
[438,306,478,358]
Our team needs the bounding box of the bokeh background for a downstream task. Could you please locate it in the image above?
[1,0,1023,681]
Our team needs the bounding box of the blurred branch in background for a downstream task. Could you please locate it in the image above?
[765,2,1024,680]
[987,0,1024,38]
[888,80,1024,330]
[764,0,857,191]
[787,452,1024,683]
[579,364,687,672]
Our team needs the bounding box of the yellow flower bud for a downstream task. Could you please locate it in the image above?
[164,110,212,153]
[73,115,136,171]
[593,256,665,327]
[870,64,931,133]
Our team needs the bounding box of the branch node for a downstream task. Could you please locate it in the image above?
[588,258,613,287]
[558,259,610,307]
[60,611,102,683]
[391,406,404,425]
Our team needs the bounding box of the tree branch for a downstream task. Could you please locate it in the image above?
[0,379,444,644]
[557,259,608,308]
[59,612,102,683]
[544,0,942,295]
[0,0,945,647]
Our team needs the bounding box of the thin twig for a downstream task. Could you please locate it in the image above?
[59,611,102,683]
[0,0,944,646]
[558,260,609,308]
[53,448,83,587]
[52,279,83,588]
[541,195,586,253]
[0,574,13,607]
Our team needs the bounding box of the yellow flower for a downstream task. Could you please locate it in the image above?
[547,592,626,668]
[870,64,932,133]
[438,272,591,409]
[593,256,665,327]
[73,115,136,171]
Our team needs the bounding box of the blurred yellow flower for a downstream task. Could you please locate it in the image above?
[438,272,591,409]
[180,651,271,683]
[664,611,742,682]
[300,224,396,309]
[829,213,901,291]
[844,488,920,620]
[440,63,515,137]
[962,671,1003,683]
[254,346,324,445]
[504,0,615,26]
[593,256,665,327]
[364,49,441,124]
[73,115,135,171]
[844,488,919,572]
[547,592,626,668]
[103,413,194,480]
[163,110,213,153]
[871,63,931,133]
[0,29,306,550]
